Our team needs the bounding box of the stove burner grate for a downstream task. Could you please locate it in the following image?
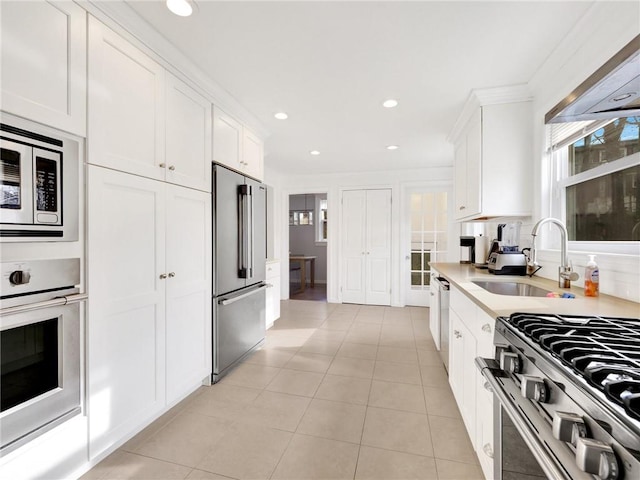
[506,312,640,420]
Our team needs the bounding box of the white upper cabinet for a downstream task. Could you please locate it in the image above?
[88,16,166,181]
[242,127,264,180]
[212,107,242,170]
[450,87,532,221]
[166,73,212,192]
[1,1,87,136]
[212,106,264,180]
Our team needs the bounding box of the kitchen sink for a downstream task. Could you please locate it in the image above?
[472,280,552,297]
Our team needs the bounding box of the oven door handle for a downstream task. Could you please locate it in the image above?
[0,293,88,316]
[475,357,571,480]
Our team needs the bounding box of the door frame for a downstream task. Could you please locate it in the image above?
[400,181,454,307]
[281,187,331,300]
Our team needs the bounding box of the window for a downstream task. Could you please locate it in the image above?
[551,116,640,246]
[316,197,327,243]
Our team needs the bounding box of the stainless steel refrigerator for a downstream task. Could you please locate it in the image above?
[212,164,267,382]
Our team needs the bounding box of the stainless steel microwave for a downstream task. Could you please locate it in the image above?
[0,114,78,241]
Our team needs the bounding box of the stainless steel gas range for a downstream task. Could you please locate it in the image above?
[477,312,640,480]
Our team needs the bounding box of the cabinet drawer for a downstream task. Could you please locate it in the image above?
[266,261,280,279]
[450,287,477,330]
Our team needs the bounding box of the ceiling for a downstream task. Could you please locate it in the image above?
[125,1,594,176]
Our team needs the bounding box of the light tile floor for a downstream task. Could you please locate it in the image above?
[82,301,484,480]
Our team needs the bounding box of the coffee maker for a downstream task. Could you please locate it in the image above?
[487,223,527,275]
[460,236,475,264]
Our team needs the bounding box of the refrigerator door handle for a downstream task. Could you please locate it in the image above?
[238,184,249,278]
[218,283,267,305]
[248,185,254,279]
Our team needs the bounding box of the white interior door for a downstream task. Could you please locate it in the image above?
[365,189,391,305]
[341,190,366,304]
[405,189,449,306]
[341,189,391,305]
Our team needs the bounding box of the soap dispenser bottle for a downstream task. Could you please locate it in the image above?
[584,255,599,297]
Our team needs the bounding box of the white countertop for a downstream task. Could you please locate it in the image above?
[430,263,640,319]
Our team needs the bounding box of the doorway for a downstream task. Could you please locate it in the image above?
[404,188,450,307]
[288,193,327,301]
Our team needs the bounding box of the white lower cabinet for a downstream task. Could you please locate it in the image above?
[449,286,496,479]
[265,260,281,329]
[87,166,211,458]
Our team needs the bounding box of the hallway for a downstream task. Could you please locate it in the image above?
[83,301,482,480]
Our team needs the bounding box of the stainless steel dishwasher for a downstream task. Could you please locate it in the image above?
[429,275,450,372]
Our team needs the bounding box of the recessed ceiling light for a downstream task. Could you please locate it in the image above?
[386,145,399,150]
[166,0,193,17]
[274,112,288,120]
[383,99,398,108]
[310,150,320,156]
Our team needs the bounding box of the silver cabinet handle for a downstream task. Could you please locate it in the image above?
[168,165,175,171]
[454,330,462,338]
[159,273,167,279]
[481,323,492,333]
[159,163,166,168]
[168,272,175,278]
[459,205,466,210]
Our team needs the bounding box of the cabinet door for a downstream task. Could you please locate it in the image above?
[453,137,468,220]
[266,261,281,329]
[212,107,242,171]
[476,373,495,479]
[1,1,87,136]
[449,310,476,442]
[465,111,482,217]
[88,16,165,180]
[165,184,212,404]
[242,128,264,180]
[365,189,391,305]
[166,74,212,192]
[87,166,166,458]
[454,109,481,220]
[341,190,366,304]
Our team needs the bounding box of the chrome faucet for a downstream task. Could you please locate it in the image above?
[528,217,579,288]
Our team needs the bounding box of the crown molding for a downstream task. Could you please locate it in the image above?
[448,84,532,143]
[81,0,270,139]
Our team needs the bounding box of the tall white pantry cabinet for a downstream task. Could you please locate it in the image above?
[86,16,211,458]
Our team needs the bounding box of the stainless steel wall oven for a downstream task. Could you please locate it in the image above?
[0,113,79,241]
[0,258,86,456]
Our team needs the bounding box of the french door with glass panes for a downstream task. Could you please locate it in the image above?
[405,189,449,306]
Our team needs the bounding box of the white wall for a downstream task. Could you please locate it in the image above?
[265,165,454,306]
[526,1,640,302]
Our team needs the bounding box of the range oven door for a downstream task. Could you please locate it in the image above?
[0,297,83,455]
[476,357,596,480]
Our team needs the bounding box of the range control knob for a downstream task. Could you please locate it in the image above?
[521,375,548,403]
[575,437,619,480]
[9,270,31,286]
[500,351,521,374]
[553,411,587,445]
